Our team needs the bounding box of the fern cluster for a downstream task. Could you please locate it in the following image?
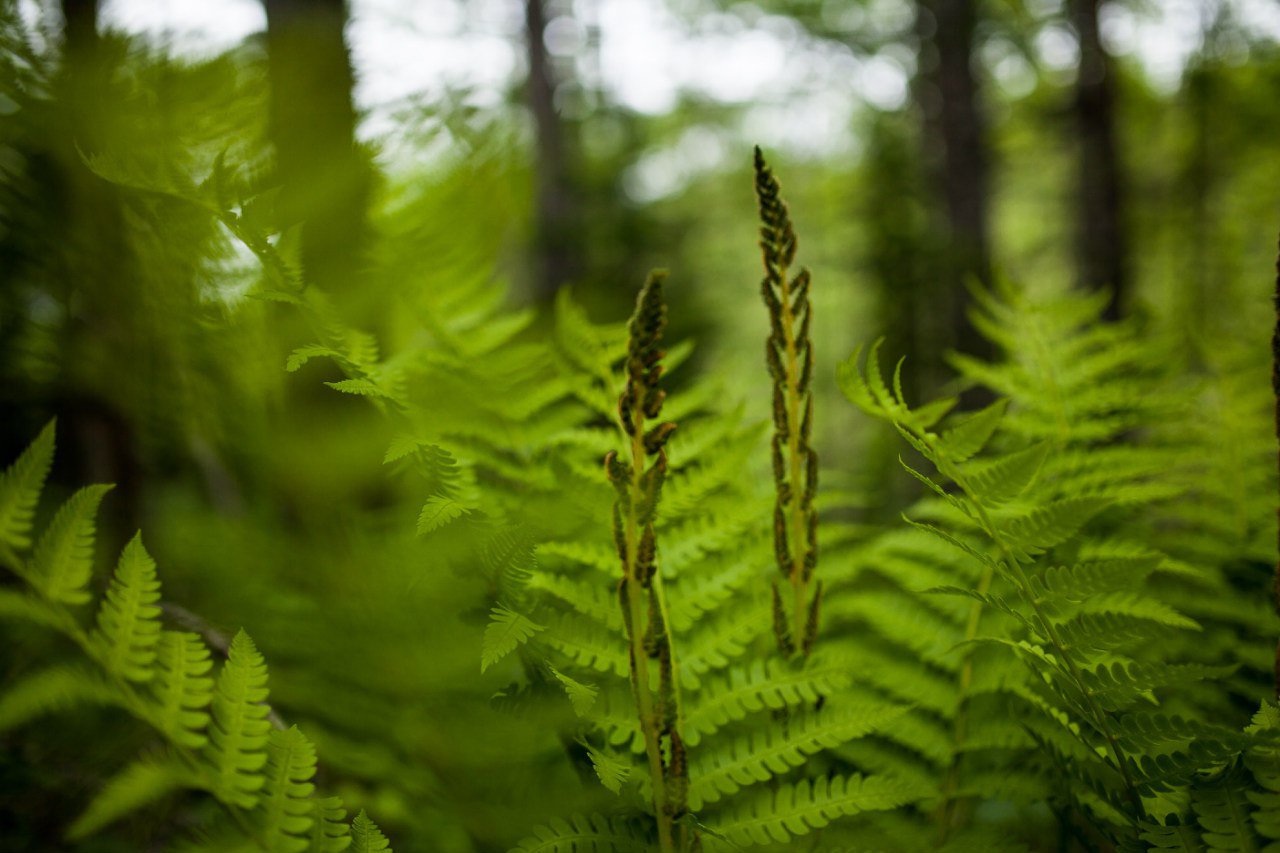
[832,278,1280,848]
[0,422,392,852]
[10,126,1280,853]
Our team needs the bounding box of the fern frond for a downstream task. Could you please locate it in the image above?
[350,810,392,853]
[28,484,113,604]
[205,629,272,809]
[417,496,471,535]
[481,606,545,673]
[151,630,215,748]
[510,813,651,853]
[688,703,907,809]
[0,663,117,731]
[707,774,922,848]
[682,657,854,746]
[259,726,317,853]
[65,756,191,841]
[307,796,352,852]
[1193,766,1260,852]
[92,533,163,682]
[0,418,55,553]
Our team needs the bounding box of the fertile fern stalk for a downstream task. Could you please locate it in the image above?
[753,147,821,657]
[605,271,689,852]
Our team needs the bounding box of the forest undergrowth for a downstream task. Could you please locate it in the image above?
[2,117,1280,852]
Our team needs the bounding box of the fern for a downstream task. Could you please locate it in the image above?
[512,813,652,853]
[29,483,113,604]
[838,283,1251,845]
[0,417,54,554]
[205,628,273,809]
[351,810,392,853]
[0,422,390,851]
[66,756,192,840]
[92,533,163,681]
[706,774,921,848]
[259,726,320,853]
[482,606,545,673]
[151,630,216,748]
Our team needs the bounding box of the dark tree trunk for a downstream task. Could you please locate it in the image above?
[914,0,992,382]
[263,0,369,296]
[525,0,580,301]
[1071,0,1126,320]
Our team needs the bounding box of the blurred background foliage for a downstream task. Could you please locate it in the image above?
[1,0,1279,849]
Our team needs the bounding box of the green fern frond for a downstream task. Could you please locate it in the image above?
[29,484,113,604]
[682,657,854,746]
[307,796,352,853]
[688,703,907,809]
[417,495,472,535]
[0,418,55,554]
[92,533,163,682]
[707,773,922,848]
[151,631,215,748]
[582,740,632,795]
[350,810,392,853]
[0,587,67,630]
[1194,765,1260,852]
[481,606,545,673]
[65,756,191,841]
[511,813,651,853]
[0,663,117,731]
[259,726,318,853]
[205,629,272,809]
[550,667,598,717]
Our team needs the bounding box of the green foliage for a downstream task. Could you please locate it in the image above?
[0,422,387,851]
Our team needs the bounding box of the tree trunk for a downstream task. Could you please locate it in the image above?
[263,0,369,297]
[914,0,992,380]
[525,0,580,301]
[1071,0,1126,319]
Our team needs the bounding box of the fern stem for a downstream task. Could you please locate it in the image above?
[609,272,688,853]
[935,557,995,842]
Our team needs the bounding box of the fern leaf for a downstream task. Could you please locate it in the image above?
[285,345,344,372]
[0,418,55,553]
[259,726,317,853]
[550,667,597,717]
[1194,767,1260,853]
[708,773,922,847]
[481,607,544,672]
[683,658,853,746]
[1140,818,1207,852]
[0,664,117,731]
[350,810,391,853]
[417,496,470,535]
[0,588,67,630]
[688,703,907,809]
[325,378,388,398]
[151,631,215,748]
[941,399,1008,462]
[91,533,163,682]
[307,796,352,852]
[963,443,1049,504]
[205,629,272,809]
[65,756,190,840]
[582,742,631,795]
[30,484,113,604]
[511,813,651,853]
[1000,497,1108,555]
